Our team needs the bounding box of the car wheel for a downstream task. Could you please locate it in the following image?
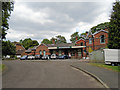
[112,63,115,66]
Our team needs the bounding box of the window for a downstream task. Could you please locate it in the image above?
[40,50,42,55]
[59,50,62,56]
[80,42,83,46]
[100,35,105,43]
[89,38,92,44]
[43,50,46,56]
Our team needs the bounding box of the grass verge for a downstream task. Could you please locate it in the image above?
[0,64,6,72]
[89,63,120,72]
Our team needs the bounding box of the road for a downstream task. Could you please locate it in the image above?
[2,60,104,88]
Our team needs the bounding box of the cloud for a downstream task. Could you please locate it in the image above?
[14,4,54,25]
[7,1,115,43]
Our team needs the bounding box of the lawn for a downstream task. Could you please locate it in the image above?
[0,64,6,72]
[89,63,120,72]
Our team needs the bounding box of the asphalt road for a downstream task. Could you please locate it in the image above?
[2,60,104,88]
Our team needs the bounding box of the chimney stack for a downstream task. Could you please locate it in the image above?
[104,28,108,31]
[76,36,78,40]
[52,39,55,44]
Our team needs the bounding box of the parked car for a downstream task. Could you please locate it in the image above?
[20,55,28,60]
[27,55,35,60]
[42,55,49,60]
[58,55,70,59]
[51,54,57,59]
[35,55,41,60]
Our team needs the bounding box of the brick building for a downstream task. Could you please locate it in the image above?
[76,29,108,58]
[24,29,108,59]
[13,42,26,58]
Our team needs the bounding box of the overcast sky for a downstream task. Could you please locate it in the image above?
[6,0,115,43]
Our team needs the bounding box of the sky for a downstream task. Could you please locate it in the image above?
[6,0,115,43]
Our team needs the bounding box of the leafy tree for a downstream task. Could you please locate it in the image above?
[20,38,39,49]
[91,22,110,34]
[2,40,16,56]
[70,32,80,43]
[2,2,14,39]
[41,39,52,44]
[32,40,39,46]
[108,1,120,49]
[55,35,67,44]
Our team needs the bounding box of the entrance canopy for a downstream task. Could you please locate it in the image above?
[48,46,86,49]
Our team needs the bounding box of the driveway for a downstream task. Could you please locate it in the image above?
[2,60,104,88]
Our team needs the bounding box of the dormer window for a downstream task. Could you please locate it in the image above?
[100,35,105,43]
[89,38,92,44]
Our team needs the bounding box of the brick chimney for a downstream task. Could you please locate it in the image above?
[76,36,78,40]
[104,28,108,31]
[52,39,55,44]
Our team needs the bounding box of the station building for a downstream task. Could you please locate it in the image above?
[24,29,108,59]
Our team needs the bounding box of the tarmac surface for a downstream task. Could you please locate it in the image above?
[71,62,119,88]
[2,60,104,88]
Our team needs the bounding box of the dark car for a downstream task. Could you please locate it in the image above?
[20,55,28,60]
[58,55,68,59]
[35,55,41,60]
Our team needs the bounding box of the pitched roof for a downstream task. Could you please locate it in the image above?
[75,38,85,43]
[86,29,108,39]
[92,30,108,36]
[25,48,32,53]
[25,46,38,53]
[16,50,25,55]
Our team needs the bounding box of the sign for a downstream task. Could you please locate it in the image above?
[57,46,72,49]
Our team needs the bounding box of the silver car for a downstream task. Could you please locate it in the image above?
[42,55,49,60]
[51,54,57,59]
[27,55,35,60]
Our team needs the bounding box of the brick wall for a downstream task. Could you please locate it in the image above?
[93,31,108,50]
[75,30,108,58]
[35,44,50,55]
[86,31,108,52]
[76,39,86,57]
[16,44,25,51]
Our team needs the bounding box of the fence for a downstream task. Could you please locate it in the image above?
[89,49,104,63]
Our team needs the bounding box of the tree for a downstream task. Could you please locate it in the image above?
[41,39,52,44]
[108,1,120,49]
[2,40,16,56]
[90,22,110,34]
[2,2,14,39]
[20,38,39,49]
[70,32,80,43]
[55,35,67,44]
[32,40,39,46]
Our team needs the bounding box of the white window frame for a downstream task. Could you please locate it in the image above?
[89,38,92,44]
[43,50,46,56]
[100,35,105,44]
[40,50,42,55]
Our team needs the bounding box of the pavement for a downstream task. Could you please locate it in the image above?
[2,60,104,88]
[71,61,119,88]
